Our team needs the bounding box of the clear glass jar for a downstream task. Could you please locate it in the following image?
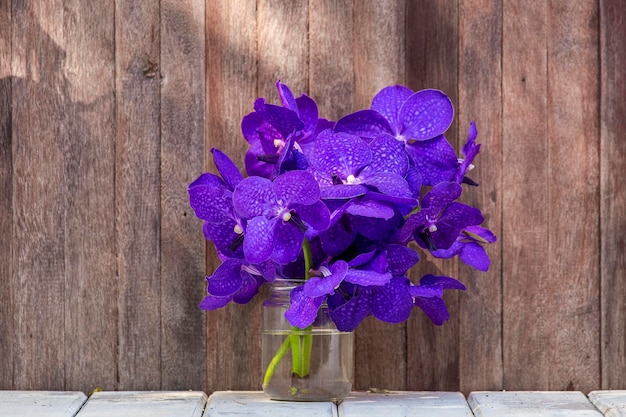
[261,279,354,401]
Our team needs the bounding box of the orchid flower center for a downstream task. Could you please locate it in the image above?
[233,224,244,235]
[346,174,357,184]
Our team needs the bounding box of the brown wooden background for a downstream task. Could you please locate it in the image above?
[0,0,624,394]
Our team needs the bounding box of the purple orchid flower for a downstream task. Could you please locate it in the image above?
[309,129,415,201]
[188,149,246,258]
[199,258,274,310]
[242,82,332,178]
[454,121,481,186]
[398,182,484,251]
[233,169,331,265]
[410,274,466,325]
[284,261,349,329]
[431,225,496,271]
[334,86,459,186]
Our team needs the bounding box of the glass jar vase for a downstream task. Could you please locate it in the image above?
[261,279,354,401]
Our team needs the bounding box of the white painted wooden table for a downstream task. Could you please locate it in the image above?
[2,390,626,416]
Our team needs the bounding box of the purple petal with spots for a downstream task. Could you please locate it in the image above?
[406,135,459,185]
[256,102,304,139]
[295,94,319,134]
[272,221,304,264]
[405,165,423,198]
[370,85,414,132]
[188,184,232,223]
[430,222,462,251]
[414,296,449,325]
[386,244,420,275]
[189,172,224,189]
[334,109,393,140]
[311,130,372,179]
[344,269,392,286]
[207,259,244,297]
[422,182,462,210]
[244,140,274,178]
[348,248,378,267]
[319,217,356,256]
[328,289,372,332]
[320,184,369,200]
[304,261,348,297]
[203,221,244,259]
[352,211,403,241]
[442,202,484,228]
[362,251,388,274]
[211,148,243,190]
[370,278,413,323]
[408,284,444,298]
[419,274,466,290]
[294,200,330,231]
[345,200,395,220]
[243,216,275,264]
[285,286,324,329]
[199,294,231,310]
[273,170,320,205]
[361,134,408,177]
[364,172,413,199]
[233,176,276,218]
[233,273,263,304]
[398,89,454,141]
[276,81,298,112]
[459,242,491,271]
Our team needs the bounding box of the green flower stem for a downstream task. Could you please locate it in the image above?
[263,336,291,387]
[264,239,315,387]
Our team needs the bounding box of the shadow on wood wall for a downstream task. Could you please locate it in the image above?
[0,0,624,394]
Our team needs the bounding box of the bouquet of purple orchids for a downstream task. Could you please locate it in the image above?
[189,81,495,333]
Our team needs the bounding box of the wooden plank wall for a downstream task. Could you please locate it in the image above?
[0,0,624,393]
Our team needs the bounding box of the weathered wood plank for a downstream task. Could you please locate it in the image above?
[258,0,308,97]
[502,0,550,390]
[340,392,473,417]
[0,391,87,417]
[62,0,117,391]
[205,0,259,393]
[160,0,207,391]
[405,0,461,391]
[115,0,162,390]
[0,0,13,390]
[545,1,600,391]
[309,0,353,122]
[599,0,626,390]
[468,391,603,417]
[457,0,503,392]
[204,391,336,417]
[77,392,207,417]
[11,0,67,389]
[588,391,626,417]
[352,0,407,391]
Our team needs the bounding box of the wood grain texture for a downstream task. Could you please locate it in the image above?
[502,0,550,390]
[11,1,67,389]
[352,0,407,391]
[0,0,13,390]
[309,0,353,121]
[503,1,601,391]
[115,0,162,390]
[600,0,626,389]
[160,0,207,391]
[545,1,600,392]
[62,0,117,391]
[258,0,308,97]
[458,0,503,392]
[600,0,626,390]
[406,0,461,391]
[205,0,259,393]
